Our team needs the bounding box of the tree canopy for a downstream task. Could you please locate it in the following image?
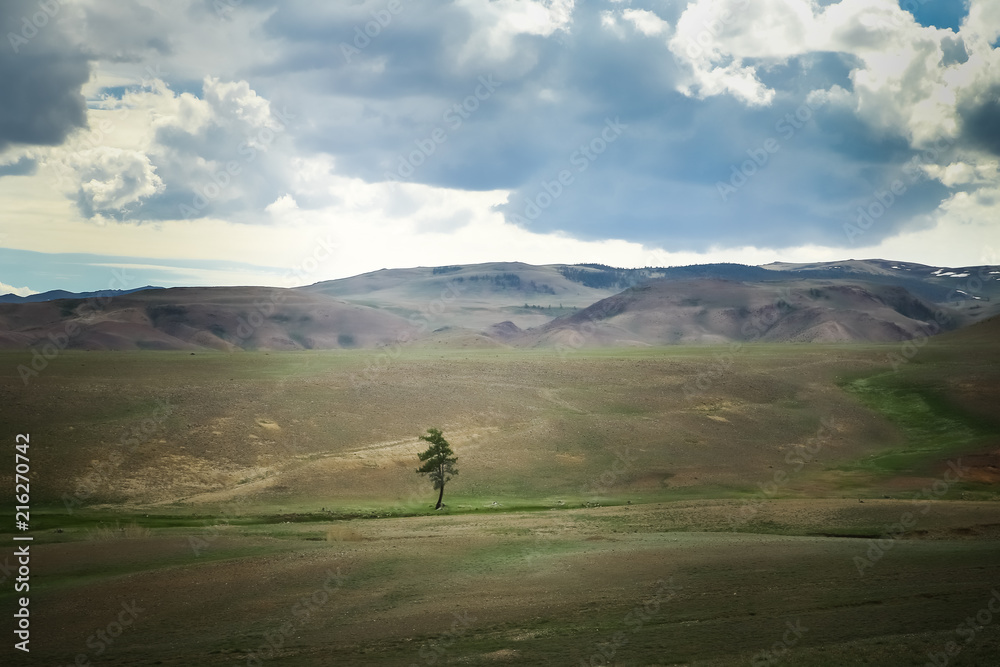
[416,428,458,510]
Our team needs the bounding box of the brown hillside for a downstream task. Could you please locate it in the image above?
[0,287,415,351]
[528,279,959,347]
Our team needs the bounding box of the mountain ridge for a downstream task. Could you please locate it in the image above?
[0,259,995,351]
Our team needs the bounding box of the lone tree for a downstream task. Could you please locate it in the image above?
[416,428,458,510]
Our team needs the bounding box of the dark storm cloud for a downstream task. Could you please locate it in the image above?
[957,84,1000,156]
[253,2,692,191]
[227,0,961,251]
[495,78,956,252]
[0,0,90,151]
[242,0,582,195]
[72,1,174,62]
[41,0,979,252]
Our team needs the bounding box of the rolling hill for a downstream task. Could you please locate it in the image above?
[0,285,164,304]
[0,287,415,351]
[527,278,962,347]
[297,261,628,331]
[0,259,996,350]
[761,258,1000,320]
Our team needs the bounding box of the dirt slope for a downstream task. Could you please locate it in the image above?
[0,287,414,351]
[528,279,959,347]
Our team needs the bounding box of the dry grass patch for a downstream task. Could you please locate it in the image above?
[85,520,151,541]
[326,525,366,542]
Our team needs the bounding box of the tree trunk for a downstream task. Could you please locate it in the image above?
[435,484,445,509]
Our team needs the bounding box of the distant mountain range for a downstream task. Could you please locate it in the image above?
[0,286,163,304]
[0,260,995,351]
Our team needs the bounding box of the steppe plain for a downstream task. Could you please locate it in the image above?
[1,313,998,665]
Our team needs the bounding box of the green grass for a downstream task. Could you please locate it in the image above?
[838,372,993,478]
[1,342,998,665]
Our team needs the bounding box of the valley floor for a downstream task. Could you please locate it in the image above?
[4,500,1000,666]
[0,339,997,665]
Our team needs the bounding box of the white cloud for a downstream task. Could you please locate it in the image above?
[5,150,998,288]
[453,0,576,66]
[200,77,283,134]
[265,194,299,217]
[37,74,296,222]
[925,159,999,187]
[666,0,1000,145]
[67,147,164,215]
[0,281,37,297]
[849,190,1000,267]
[668,0,779,106]
[622,9,669,37]
[963,0,1000,48]
[2,0,998,286]
[599,10,622,35]
[662,0,1000,247]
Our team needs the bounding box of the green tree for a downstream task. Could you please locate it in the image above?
[416,428,458,510]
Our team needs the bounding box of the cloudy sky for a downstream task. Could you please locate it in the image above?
[1,0,998,295]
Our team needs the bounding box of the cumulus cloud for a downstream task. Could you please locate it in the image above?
[454,0,575,65]
[43,75,296,223]
[144,76,297,221]
[622,8,669,37]
[661,0,1000,158]
[668,0,776,106]
[160,1,1000,252]
[3,0,999,278]
[68,147,164,217]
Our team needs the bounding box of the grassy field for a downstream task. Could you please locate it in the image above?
[0,335,998,664]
